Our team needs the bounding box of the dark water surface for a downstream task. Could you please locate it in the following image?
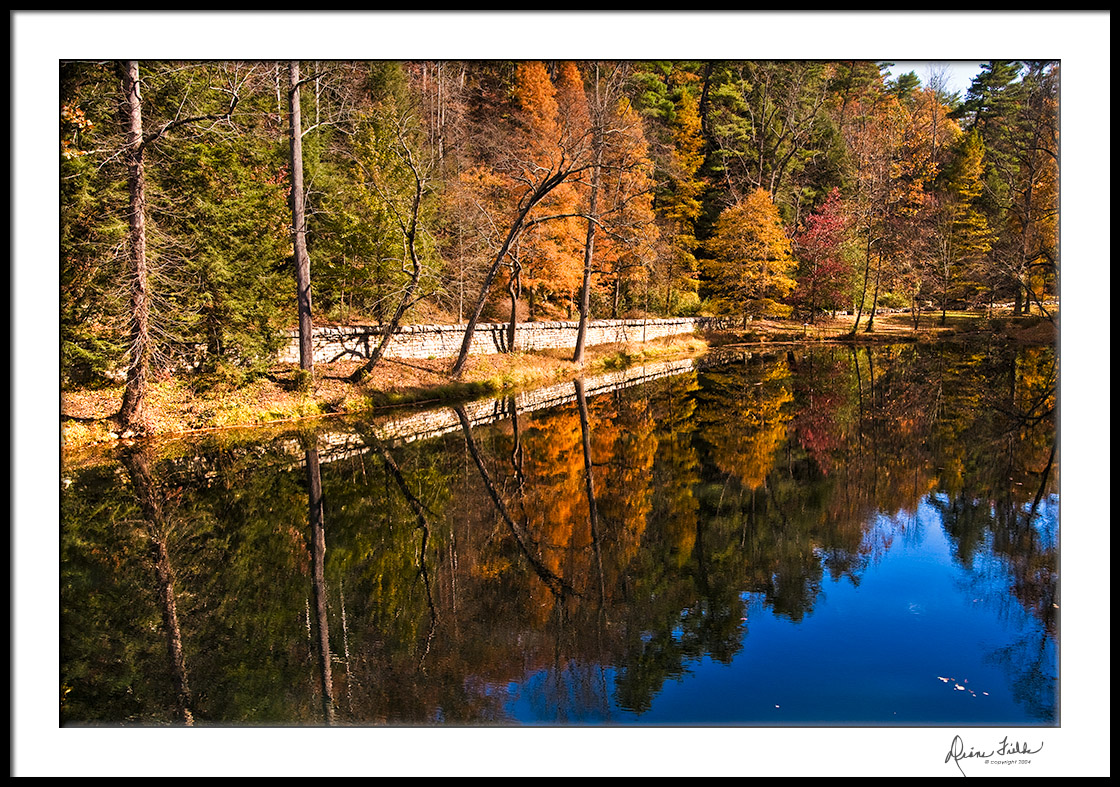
[60,342,1058,726]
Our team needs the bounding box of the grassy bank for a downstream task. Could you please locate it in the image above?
[61,334,710,449]
[705,310,1058,347]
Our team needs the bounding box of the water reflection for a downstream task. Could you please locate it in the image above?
[121,445,195,725]
[303,441,334,724]
[60,342,1058,726]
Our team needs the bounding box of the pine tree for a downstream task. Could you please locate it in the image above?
[932,128,993,322]
[60,64,128,386]
[657,88,705,314]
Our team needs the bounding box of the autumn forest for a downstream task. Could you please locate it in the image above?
[60,59,1059,435]
[54,53,1066,739]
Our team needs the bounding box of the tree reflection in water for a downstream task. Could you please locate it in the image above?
[61,342,1057,725]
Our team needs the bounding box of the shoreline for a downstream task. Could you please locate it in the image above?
[60,312,1057,452]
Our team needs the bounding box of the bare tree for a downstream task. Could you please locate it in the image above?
[288,61,316,376]
[450,163,589,376]
[115,60,239,435]
[347,109,435,382]
[573,63,636,365]
[572,67,608,366]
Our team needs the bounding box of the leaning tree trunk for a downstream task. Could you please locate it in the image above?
[117,61,152,434]
[347,129,428,383]
[864,248,884,333]
[289,61,314,374]
[450,167,572,377]
[850,222,874,336]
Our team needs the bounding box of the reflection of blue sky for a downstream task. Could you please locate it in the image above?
[501,498,1057,726]
[883,60,985,98]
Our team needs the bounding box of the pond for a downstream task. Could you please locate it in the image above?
[60,341,1058,727]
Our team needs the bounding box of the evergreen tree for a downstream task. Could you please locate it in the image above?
[657,88,706,315]
[931,128,993,321]
[60,63,128,387]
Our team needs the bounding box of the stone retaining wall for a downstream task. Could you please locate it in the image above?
[278,317,736,365]
[296,347,768,466]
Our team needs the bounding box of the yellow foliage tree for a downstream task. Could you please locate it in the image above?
[700,363,794,491]
[704,188,797,318]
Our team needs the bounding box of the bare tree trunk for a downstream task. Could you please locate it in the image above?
[850,222,874,336]
[506,259,520,353]
[289,61,314,374]
[864,248,883,333]
[663,260,674,317]
[573,137,602,365]
[109,62,239,429]
[574,64,614,365]
[117,61,152,434]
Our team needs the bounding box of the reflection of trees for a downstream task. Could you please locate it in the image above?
[63,454,194,724]
[121,446,195,725]
[692,352,880,622]
[454,404,575,600]
[927,344,1059,639]
[61,341,1058,725]
[986,627,1058,723]
[302,441,334,724]
[354,426,438,640]
[697,359,794,491]
[608,372,750,710]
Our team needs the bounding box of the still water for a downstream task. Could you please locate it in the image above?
[60,342,1058,726]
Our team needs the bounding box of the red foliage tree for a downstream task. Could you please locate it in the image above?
[790,187,851,321]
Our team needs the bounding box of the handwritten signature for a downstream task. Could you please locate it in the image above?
[945,735,1044,776]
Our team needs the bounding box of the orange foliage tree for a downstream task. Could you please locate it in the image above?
[841,90,938,332]
[594,95,659,319]
[450,61,595,375]
[703,188,797,319]
[570,62,660,362]
[515,61,586,322]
